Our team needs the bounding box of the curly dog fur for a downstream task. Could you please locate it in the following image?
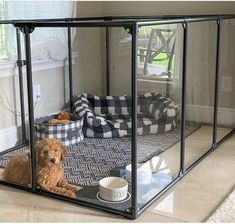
[48,112,71,125]
[48,119,70,125]
[3,138,77,198]
[3,151,31,186]
[57,112,70,120]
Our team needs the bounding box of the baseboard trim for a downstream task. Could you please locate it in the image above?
[186,104,235,126]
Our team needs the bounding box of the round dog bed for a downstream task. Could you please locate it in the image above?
[35,113,84,146]
[73,92,179,138]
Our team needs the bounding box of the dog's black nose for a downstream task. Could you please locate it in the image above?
[50,158,56,164]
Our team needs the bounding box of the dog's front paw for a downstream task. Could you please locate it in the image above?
[70,185,78,192]
[68,191,77,199]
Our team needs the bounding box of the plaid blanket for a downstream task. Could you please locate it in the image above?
[73,92,179,138]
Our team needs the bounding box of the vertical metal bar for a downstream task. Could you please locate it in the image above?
[16,28,27,143]
[212,18,221,147]
[106,27,110,95]
[180,22,189,175]
[67,26,73,112]
[131,23,138,219]
[24,27,36,190]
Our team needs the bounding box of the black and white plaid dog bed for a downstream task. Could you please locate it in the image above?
[73,92,179,138]
[35,113,84,146]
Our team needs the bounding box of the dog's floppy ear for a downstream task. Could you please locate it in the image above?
[58,141,66,161]
[35,140,44,163]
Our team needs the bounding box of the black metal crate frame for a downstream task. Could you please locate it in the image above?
[0,15,234,219]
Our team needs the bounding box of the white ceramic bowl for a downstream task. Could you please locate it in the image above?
[99,177,128,202]
[125,162,152,184]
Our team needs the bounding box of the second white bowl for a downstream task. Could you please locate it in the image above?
[125,162,152,184]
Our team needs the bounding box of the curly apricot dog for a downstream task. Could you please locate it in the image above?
[48,112,71,125]
[3,138,77,198]
[48,119,70,125]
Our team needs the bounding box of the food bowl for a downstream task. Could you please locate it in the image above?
[99,177,128,202]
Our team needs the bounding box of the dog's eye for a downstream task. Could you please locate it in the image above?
[43,150,48,154]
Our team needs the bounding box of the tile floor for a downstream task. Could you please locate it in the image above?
[0,126,234,222]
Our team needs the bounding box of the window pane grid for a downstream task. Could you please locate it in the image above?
[0,0,7,58]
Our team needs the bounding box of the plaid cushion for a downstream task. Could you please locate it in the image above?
[35,113,84,146]
[85,93,132,116]
[73,93,179,138]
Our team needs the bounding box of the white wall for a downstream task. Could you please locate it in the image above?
[73,1,106,96]
[0,67,67,129]
[0,76,16,130]
[103,1,235,16]
[0,65,66,151]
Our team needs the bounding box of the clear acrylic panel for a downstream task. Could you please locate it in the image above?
[184,21,216,168]
[136,23,181,210]
[27,26,133,213]
[30,27,73,196]
[217,19,235,141]
[0,24,31,188]
[74,27,133,213]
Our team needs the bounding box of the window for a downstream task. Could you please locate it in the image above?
[0,0,76,60]
[137,25,176,80]
[0,0,6,58]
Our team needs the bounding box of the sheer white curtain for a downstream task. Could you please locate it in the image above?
[4,1,77,59]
